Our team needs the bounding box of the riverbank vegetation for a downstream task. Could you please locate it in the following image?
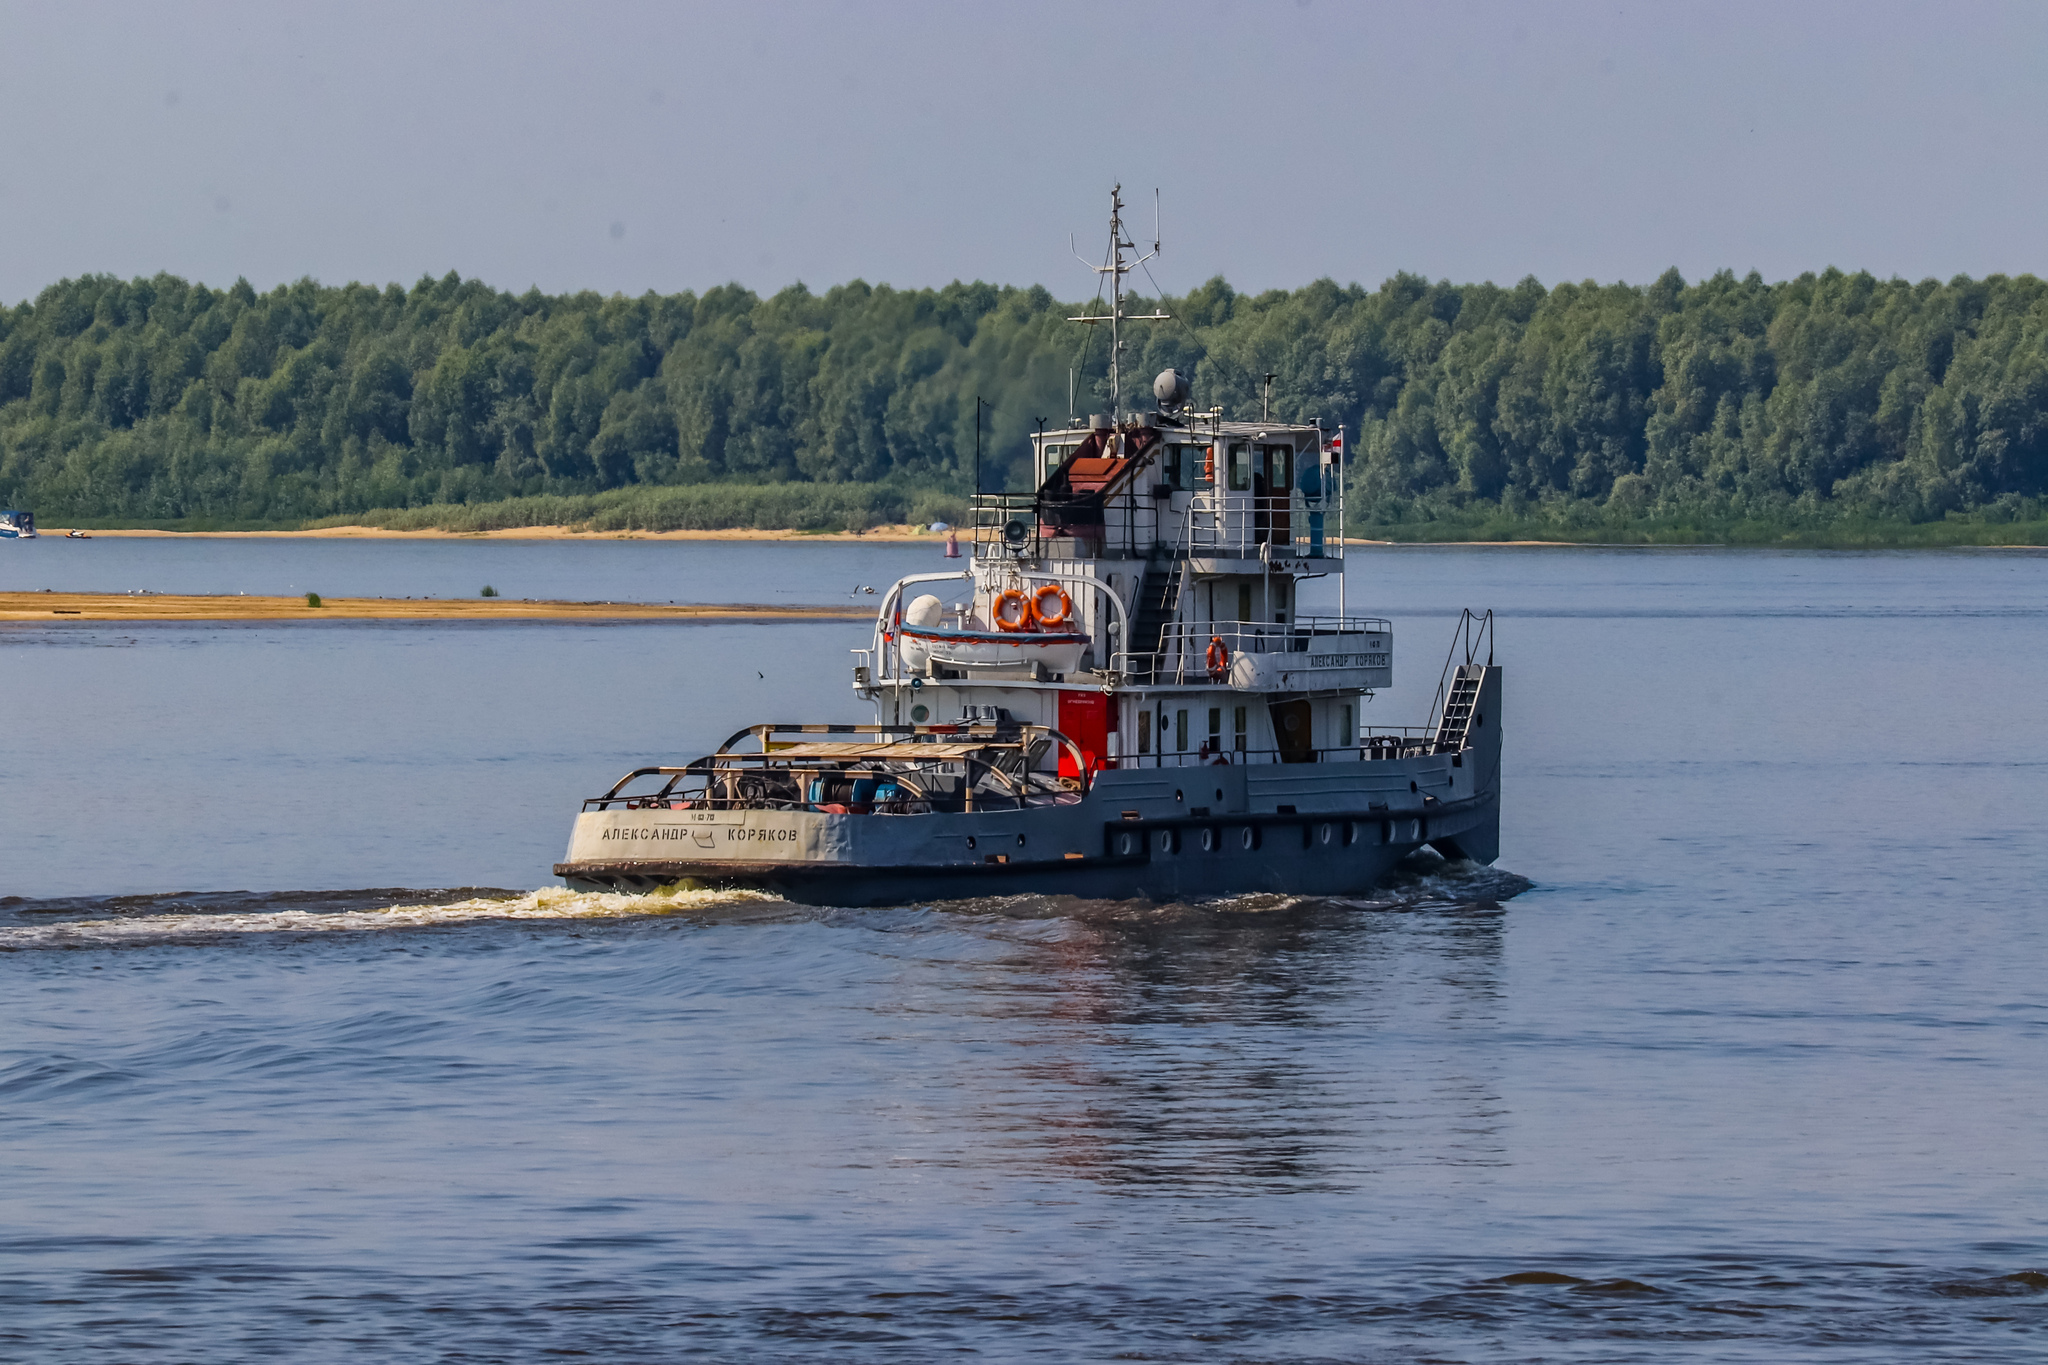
[4,266,2046,544]
[304,483,967,534]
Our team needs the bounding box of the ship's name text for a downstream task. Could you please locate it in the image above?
[599,825,798,843]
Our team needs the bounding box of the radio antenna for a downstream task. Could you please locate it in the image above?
[1068,184,1169,425]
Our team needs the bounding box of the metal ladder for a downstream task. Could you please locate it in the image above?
[1432,667,1482,754]
[1128,544,1187,683]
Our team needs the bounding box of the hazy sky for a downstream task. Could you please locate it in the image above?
[3,0,2045,306]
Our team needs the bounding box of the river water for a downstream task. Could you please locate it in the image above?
[2,539,2044,1361]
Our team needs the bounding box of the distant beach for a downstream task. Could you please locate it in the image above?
[0,590,871,623]
[36,525,1593,547]
[38,523,950,543]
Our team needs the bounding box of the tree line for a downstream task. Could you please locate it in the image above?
[2,264,2044,530]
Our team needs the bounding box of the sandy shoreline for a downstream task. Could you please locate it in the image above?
[0,591,872,624]
[41,524,948,542]
[40,527,2032,550]
[42,524,1536,547]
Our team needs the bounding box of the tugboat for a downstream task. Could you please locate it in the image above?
[556,190,1502,906]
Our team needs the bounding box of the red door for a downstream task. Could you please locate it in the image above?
[1056,690,1113,777]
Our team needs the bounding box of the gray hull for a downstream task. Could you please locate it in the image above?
[557,667,1502,908]
[559,792,1496,907]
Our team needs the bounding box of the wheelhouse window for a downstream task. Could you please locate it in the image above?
[1259,444,1293,492]
[1227,442,1251,491]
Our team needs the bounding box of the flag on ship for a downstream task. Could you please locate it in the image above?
[1325,430,1344,460]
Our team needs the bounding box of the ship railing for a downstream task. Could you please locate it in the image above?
[1114,616,1391,686]
[971,491,1175,562]
[1113,728,1447,768]
[970,493,1040,555]
[579,722,1095,814]
[1156,488,1342,562]
[971,484,1343,563]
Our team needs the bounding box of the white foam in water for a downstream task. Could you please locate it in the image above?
[0,885,782,949]
[1346,861,1534,908]
[0,862,1530,950]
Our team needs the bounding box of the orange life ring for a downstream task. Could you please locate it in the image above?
[992,589,1032,632]
[1206,635,1230,681]
[1029,583,1073,629]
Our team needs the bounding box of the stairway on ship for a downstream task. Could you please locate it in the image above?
[1126,549,1185,682]
[1432,666,1483,753]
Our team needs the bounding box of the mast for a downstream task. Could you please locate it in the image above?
[1071,184,1166,425]
[1109,186,1128,424]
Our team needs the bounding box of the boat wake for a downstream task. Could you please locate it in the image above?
[1,858,1530,951]
[921,854,1533,922]
[0,884,789,950]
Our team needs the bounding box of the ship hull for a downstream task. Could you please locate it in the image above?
[558,829,1472,906]
[556,758,1499,907]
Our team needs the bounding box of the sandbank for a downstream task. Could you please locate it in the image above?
[42,523,946,542]
[0,591,872,624]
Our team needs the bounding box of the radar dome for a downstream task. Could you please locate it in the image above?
[1153,368,1190,410]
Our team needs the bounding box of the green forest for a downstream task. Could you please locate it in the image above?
[3,264,2047,541]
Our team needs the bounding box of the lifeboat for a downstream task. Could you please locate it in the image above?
[897,592,1088,676]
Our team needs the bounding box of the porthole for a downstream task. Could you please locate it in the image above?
[1318,823,1334,846]
[910,703,930,723]
[1410,780,1419,793]
[1174,789,1184,803]
[1342,820,1358,847]
[1240,826,1260,851]
[1116,832,1137,856]
[1017,834,1027,847]
[966,836,977,850]
[1200,826,1217,852]
[1157,829,1180,854]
